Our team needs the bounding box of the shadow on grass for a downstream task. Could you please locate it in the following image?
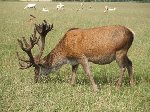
[46,72,150,87]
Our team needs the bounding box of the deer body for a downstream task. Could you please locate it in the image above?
[17,21,134,92]
[41,25,133,70]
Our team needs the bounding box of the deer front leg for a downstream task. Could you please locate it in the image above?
[34,66,40,83]
[79,56,98,92]
[70,64,79,86]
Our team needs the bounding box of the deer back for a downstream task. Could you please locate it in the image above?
[42,25,134,68]
[52,25,134,58]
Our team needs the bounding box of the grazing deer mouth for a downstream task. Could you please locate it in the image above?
[37,64,51,76]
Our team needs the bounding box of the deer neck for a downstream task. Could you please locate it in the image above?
[39,47,67,75]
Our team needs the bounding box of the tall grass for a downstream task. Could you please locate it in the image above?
[0,2,150,112]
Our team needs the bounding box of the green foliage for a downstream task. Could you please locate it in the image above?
[0,0,150,3]
[0,2,150,112]
[0,0,19,1]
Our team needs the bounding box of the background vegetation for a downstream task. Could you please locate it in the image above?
[0,0,150,3]
[0,2,150,112]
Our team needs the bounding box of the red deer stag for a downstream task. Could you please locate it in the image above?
[17,20,134,91]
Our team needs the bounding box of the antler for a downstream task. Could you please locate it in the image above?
[35,20,53,37]
[17,20,53,69]
[16,35,40,69]
[34,20,53,61]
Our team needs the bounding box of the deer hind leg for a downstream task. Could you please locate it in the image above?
[70,64,79,86]
[79,56,98,92]
[115,51,127,89]
[126,57,134,86]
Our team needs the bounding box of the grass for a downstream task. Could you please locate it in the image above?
[0,1,150,112]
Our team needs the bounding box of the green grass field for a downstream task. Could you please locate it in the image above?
[0,1,150,112]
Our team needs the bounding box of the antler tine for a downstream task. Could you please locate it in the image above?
[43,20,53,31]
[17,37,34,52]
[30,33,40,45]
[43,20,47,24]
[17,38,27,52]
[41,20,52,33]
[44,23,53,33]
[48,24,53,31]
[50,24,53,30]
[45,24,50,32]
[35,23,42,34]
[35,20,53,36]
[16,52,33,69]
[33,27,37,39]
[42,23,46,32]
[22,37,30,48]
[16,52,30,62]
[19,61,33,69]
[17,36,38,69]
[42,21,50,33]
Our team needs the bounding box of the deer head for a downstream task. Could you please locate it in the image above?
[16,20,53,82]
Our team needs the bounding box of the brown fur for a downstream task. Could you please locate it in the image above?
[38,25,134,91]
[17,23,134,92]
